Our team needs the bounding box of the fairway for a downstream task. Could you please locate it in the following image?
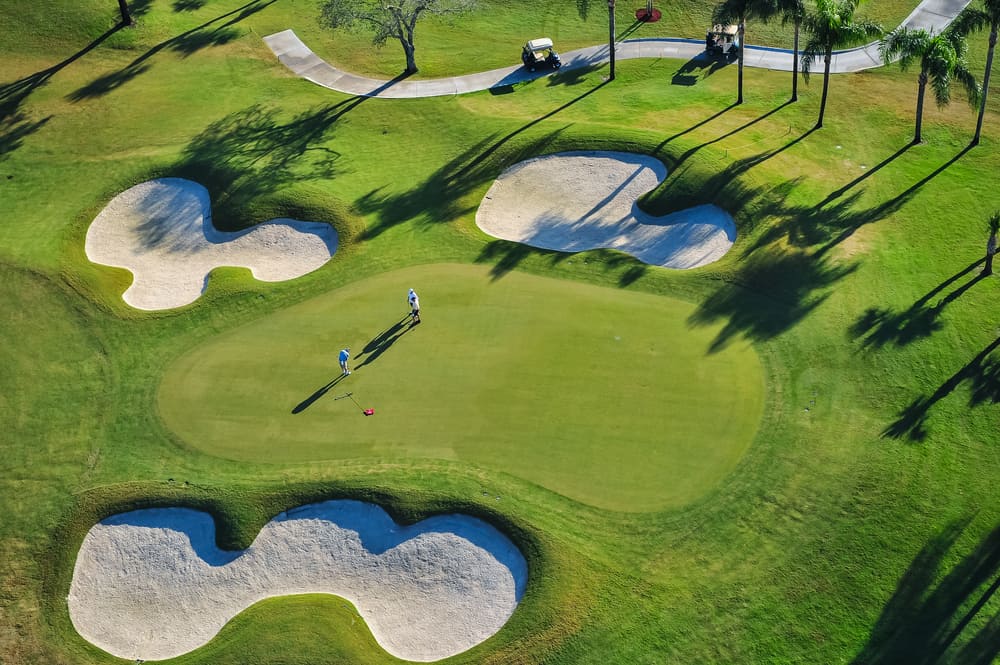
[158,264,765,511]
[6,0,1000,661]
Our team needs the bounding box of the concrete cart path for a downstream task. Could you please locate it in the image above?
[263,0,971,99]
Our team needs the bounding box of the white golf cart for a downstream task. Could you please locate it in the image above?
[706,24,740,59]
[521,38,562,72]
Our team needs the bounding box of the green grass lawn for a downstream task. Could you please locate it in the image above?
[2,0,1000,663]
[158,263,764,511]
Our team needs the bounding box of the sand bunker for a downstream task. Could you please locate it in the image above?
[68,500,527,662]
[85,178,337,310]
[476,151,736,269]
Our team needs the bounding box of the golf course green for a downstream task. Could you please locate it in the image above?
[158,264,765,511]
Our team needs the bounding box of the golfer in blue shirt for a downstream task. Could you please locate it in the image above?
[339,347,351,375]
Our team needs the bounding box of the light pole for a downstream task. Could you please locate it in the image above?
[608,0,616,80]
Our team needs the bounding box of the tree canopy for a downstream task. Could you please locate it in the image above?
[319,0,475,74]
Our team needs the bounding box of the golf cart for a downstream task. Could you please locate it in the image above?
[521,38,561,72]
[706,24,740,59]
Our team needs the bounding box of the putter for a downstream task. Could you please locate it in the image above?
[334,392,375,416]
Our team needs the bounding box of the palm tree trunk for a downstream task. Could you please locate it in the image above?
[737,20,745,104]
[985,232,997,275]
[609,0,617,81]
[914,71,927,144]
[816,48,832,128]
[117,0,132,25]
[791,20,800,102]
[972,26,997,146]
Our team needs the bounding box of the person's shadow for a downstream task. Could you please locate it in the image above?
[291,374,347,414]
[354,315,413,371]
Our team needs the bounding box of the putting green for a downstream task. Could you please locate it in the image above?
[158,264,765,511]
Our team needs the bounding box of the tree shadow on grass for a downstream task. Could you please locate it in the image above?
[0,24,122,159]
[173,0,206,11]
[156,99,363,236]
[669,53,728,87]
[356,82,608,240]
[67,0,276,102]
[749,144,974,260]
[851,517,1000,665]
[882,335,1000,441]
[689,249,858,352]
[850,258,987,349]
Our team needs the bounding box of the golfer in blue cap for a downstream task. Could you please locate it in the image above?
[339,347,351,375]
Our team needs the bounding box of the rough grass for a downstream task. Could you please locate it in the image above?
[2,0,999,664]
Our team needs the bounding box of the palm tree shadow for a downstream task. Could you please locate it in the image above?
[850,258,987,349]
[748,143,974,260]
[0,24,122,159]
[850,517,1000,664]
[67,0,276,102]
[356,80,609,239]
[670,53,728,86]
[819,143,912,206]
[292,373,347,414]
[882,335,1000,441]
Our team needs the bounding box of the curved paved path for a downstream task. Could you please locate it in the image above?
[264,0,970,99]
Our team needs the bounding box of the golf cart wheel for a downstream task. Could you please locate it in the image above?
[554,61,562,69]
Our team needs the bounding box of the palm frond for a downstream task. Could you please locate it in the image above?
[953,63,982,108]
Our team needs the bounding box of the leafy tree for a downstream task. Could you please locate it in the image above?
[879,27,980,144]
[714,0,780,104]
[318,0,475,75]
[984,211,1000,276]
[117,0,133,25]
[951,0,1000,145]
[801,0,882,128]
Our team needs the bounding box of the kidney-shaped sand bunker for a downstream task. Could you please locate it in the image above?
[68,500,527,662]
[476,151,735,269]
[85,178,338,310]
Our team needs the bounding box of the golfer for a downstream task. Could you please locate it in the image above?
[408,289,421,324]
[338,347,351,375]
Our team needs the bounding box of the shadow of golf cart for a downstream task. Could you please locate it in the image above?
[521,38,562,72]
[706,24,740,60]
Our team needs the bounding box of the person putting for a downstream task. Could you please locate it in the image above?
[338,347,351,375]
[407,288,421,325]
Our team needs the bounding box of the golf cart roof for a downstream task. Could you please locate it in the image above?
[525,38,554,51]
[711,24,739,36]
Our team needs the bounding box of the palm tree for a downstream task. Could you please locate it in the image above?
[879,27,980,145]
[775,0,806,101]
[951,0,1000,145]
[984,211,1000,276]
[714,0,780,104]
[801,0,883,128]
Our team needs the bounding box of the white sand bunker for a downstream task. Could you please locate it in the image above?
[68,500,527,662]
[85,178,337,310]
[476,151,736,269]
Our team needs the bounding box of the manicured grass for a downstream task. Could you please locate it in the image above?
[158,263,764,511]
[2,0,1000,664]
